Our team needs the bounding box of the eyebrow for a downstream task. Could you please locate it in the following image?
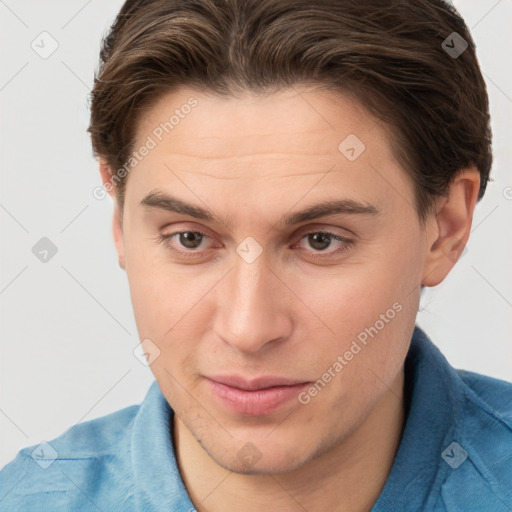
[141,190,215,222]
[140,190,381,226]
[282,199,380,225]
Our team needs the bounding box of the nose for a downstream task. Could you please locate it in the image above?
[213,256,293,354]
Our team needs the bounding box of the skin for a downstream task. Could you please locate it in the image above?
[99,85,480,512]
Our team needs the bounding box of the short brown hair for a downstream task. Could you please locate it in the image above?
[88,0,492,222]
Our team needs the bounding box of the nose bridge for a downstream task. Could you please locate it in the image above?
[214,255,291,353]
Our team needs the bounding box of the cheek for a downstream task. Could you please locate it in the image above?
[304,258,418,339]
[297,235,422,377]
[128,268,211,340]
[127,261,207,401]
[124,233,194,333]
[125,242,217,373]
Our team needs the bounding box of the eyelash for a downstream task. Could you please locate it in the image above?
[154,229,354,260]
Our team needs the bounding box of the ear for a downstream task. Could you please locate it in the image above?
[98,159,126,271]
[422,166,481,287]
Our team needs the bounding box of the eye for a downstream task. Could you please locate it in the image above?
[293,231,354,257]
[174,231,207,250]
[155,229,215,258]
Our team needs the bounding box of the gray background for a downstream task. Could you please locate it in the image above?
[1,0,511,468]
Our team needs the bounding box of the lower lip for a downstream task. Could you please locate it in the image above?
[206,379,309,416]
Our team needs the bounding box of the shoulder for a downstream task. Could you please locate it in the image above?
[0,404,140,512]
[439,370,512,511]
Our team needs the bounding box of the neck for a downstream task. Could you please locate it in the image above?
[173,369,405,512]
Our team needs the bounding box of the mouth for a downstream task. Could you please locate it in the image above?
[205,375,310,416]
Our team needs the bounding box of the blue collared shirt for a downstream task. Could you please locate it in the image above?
[1,326,512,511]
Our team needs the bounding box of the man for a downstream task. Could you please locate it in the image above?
[1,0,511,511]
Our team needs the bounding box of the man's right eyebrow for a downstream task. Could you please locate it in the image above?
[140,190,214,222]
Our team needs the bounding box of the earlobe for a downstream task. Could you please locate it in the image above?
[421,167,481,287]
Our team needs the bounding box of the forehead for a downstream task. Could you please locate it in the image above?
[135,85,382,160]
[127,85,413,216]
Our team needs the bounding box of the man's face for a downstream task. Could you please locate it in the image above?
[118,86,430,473]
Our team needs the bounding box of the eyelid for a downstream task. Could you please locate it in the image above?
[291,222,355,241]
[160,220,216,237]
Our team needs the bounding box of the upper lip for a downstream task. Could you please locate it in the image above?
[206,375,308,391]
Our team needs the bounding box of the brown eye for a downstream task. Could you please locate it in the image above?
[156,229,212,257]
[294,230,354,259]
[178,231,204,249]
[307,233,332,251]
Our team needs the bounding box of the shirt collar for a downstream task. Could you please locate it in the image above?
[131,379,196,511]
[371,325,464,510]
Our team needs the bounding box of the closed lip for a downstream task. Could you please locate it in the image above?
[205,375,309,390]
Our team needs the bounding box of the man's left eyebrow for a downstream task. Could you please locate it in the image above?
[282,199,381,225]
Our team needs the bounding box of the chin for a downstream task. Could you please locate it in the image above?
[203,436,316,476]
